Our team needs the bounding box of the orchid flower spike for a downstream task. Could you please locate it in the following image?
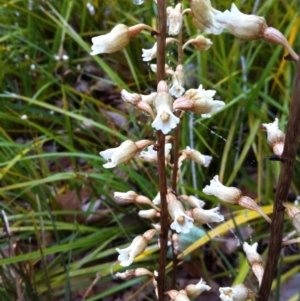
[215,4,267,40]
[188,0,224,35]
[167,3,183,36]
[203,175,272,223]
[121,89,156,118]
[167,191,194,234]
[116,229,156,266]
[261,118,285,156]
[152,81,180,134]
[183,35,213,51]
[185,278,211,298]
[219,284,257,301]
[243,242,264,286]
[169,65,185,98]
[173,85,225,118]
[179,146,212,167]
[99,139,153,168]
[91,23,156,55]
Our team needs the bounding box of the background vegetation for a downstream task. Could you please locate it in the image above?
[0,0,299,300]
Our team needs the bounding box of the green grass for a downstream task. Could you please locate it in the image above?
[0,0,299,300]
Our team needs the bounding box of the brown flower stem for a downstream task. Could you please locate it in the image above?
[258,58,300,301]
[156,0,168,300]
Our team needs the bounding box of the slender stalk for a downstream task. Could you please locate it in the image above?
[257,59,300,301]
[156,0,168,300]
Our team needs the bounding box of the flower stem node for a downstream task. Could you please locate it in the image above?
[152,81,180,134]
[173,85,225,117]
[185,278,211,298]
[91,23,156,55]
[261,118,285,156]
[99,139,153,168]
[219,284,257,301]
[215,4,267,40]
[167,191,194,234]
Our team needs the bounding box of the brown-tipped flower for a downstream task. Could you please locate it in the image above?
[183,35,213,51]
[219,284,257,301]
[173,85,225,117]
[167,192,194,234]
[121,89,156,118]
[243,242,264,286]
[283,203,300,235]
[191,207,224,224]
[179,146,212,167]
[189,0,224,35]
[261,118,285,156]
[185,278,211,298]
[100,139,153,168]
[138,209,160,219]
[116,268,154,279]
[167,3,183,36]
[215,4,267,40]
[203,175,271,223]
[91,24,156,55]
[152,81,180,134]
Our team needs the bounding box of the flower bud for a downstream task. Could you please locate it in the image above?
[138,209,160,219]
[219,284,257,301]
[169,65,185,98]
[179,195,205,208]
[191,207,224,224]
[166,290,191,301]
[261,118,285,156]
[116,268,154,279]
[179,146,212,167]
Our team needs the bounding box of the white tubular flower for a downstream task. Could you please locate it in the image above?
[283,203,300,235]
[219,284,256,301]
[116,236,148,267]
[167,3,183,36]
[185,278,211,299]
[243,242,264,286]
[173,85,225,117]
[152,81,180,134]
[121,89,156,118]
[183,35,213,51]
[139,209,160,219]
[189,0,224,35]
[169,65,185,98]
[150,64,174,75]
[215,4,267,40]
[179,146,212,167]
[91,24,156,55]
[166,290,191,301]
[152,192,161,205]
[116,268,154,280]
[99,139,153,168]
[114,191,138,203]
[179,195,205,208]
[142,38,178,62]
[139,143,172,165]
[192,207,224,224]
[167,192,194,234]
[261,118,285,156]
[203,175,272,223]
